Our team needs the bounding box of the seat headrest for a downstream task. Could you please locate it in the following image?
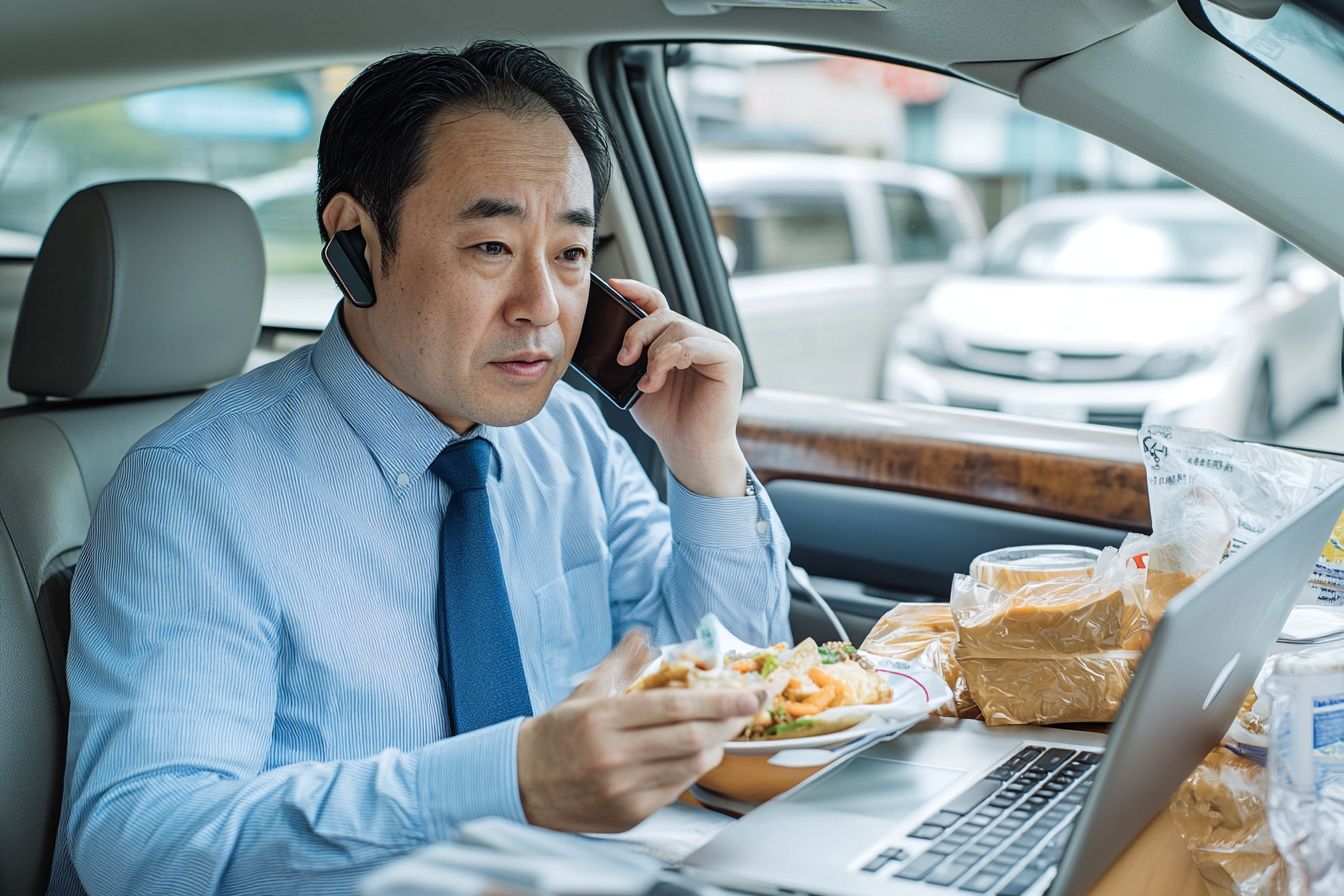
[9,180,265,400]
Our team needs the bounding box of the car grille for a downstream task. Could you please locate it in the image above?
[947,343,1137,382]
[1085,410,1146,429]
[946,398,1146,430]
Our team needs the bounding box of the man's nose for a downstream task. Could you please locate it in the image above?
[506,255,561,328]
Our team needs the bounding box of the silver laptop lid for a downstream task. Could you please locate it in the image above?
[1052,473,1344,896]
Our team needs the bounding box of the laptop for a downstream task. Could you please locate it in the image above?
[683,475,1344,896]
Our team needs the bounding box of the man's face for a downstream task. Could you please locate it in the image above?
[351,109,595,432]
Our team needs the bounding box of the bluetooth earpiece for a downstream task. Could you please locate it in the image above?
[321,226,377,308]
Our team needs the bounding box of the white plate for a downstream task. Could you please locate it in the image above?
[722,655,952,755]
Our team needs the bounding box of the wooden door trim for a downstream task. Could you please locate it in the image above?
[737,389,1153,531]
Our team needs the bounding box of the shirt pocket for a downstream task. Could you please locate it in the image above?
[532,556,613,707]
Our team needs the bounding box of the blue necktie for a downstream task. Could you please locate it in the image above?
[429,437,532,734]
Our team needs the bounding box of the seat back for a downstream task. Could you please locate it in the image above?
[0,180,264,895]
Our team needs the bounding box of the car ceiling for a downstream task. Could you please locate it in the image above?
[4,0,1344,280]
[0,0,1172,116]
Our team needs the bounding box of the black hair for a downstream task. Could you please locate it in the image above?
[316,41,613,269]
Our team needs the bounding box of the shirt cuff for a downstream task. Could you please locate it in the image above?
[417,717,526,841]
[667,468,771,549]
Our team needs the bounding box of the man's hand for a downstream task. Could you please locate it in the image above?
[516,630,759,832]
[606,278,747,498]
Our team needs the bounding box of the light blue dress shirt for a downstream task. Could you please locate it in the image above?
[52,318,792,896]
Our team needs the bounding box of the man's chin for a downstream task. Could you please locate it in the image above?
[467,382,559,428]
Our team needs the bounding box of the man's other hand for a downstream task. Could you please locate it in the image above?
[607,279,748,499]
[516,630,758,832]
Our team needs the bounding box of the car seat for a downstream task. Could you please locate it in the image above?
[0,180,265,895]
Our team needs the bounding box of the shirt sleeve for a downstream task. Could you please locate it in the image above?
[592,405,792,649]
[65,447,524,896]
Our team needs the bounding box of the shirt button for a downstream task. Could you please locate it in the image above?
[756,520,769,535]
[396,473,410,487]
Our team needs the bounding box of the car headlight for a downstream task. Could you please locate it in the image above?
[895,319,950,367]
[1134,347,1218,380]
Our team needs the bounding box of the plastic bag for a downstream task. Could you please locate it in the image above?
[949,544,1146,726]
[1168,745,1286,896]
[1138,424,1344,615]
[861,603,980,720]
[1266,644,1344,896]
[1168,653,1286,896]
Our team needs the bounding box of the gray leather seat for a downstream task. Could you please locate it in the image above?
[0,180,265,895]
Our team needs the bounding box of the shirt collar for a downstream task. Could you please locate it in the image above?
[310,309,503,494]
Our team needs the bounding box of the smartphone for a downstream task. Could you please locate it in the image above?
[322,226,377,308]
[570,274,648,409]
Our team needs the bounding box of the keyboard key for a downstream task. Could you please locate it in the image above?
[997,866,1046,896]
[1030,749,1074,773]
[862,855,892,872]
[927,857,977,886]
[961,870,1004,892]
[911,824,944,839]
[929,841,959,855]
[1076,751,1102,765]
[978,806,1003,818]
[895,851,945,881]
[962,844,990,859]
[944,780,1001,815]
[928,811,963,828]
[988,796,1015,809]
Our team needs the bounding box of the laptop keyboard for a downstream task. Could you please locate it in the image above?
[860,746,1102,894]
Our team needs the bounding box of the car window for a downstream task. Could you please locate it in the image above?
[711,192,855,275]
[668,43,1344,447]
[882,185,947,262]
[0,66,359,406]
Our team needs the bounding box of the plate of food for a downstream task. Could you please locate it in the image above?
[626,617,952,754]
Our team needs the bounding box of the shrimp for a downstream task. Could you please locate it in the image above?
[730,658,761,673]
[784,684,837,717]
[808,666,849,704]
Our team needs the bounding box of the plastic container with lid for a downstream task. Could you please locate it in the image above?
[970,545,1101,594]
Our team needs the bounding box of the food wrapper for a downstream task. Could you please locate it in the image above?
[949,543,1146,726]
[1300,509,1344,607]
[861,603,979,720]
[1138,424,1344,615]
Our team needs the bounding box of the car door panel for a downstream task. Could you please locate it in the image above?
[773,479,1130,600]
[733,262,885,397]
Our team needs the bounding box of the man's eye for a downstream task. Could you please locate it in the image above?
[478,242,507,256]
[561,247,587,262]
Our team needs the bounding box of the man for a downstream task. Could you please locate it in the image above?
[51,41,792,896]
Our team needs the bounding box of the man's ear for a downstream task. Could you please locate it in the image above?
[321,193,382,280]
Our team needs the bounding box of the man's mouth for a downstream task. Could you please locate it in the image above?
[491,353,553,378]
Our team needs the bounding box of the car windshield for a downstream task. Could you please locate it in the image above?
[984,216,1265,283]
[1202,0,1344,119]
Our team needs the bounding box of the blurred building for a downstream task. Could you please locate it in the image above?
[669,45,1182,228]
